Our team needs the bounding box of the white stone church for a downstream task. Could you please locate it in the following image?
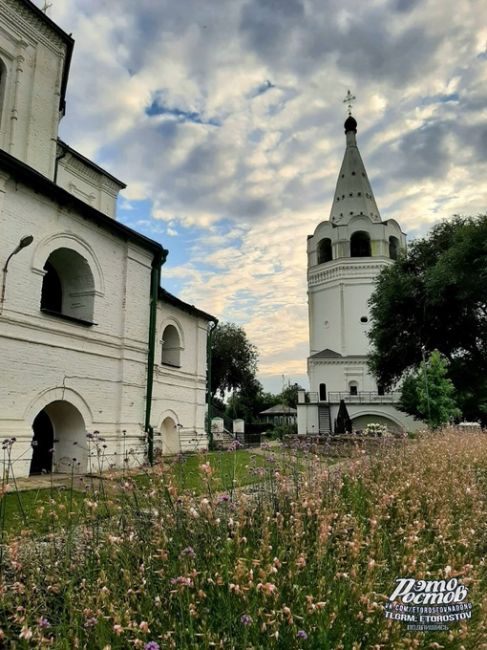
[0,0,216,477]
[297,111,419,435]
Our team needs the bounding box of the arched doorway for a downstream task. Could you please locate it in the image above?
[319,383,327,401]
[30,410,54,474]
[161,416,180,455]
[30,401,87,475]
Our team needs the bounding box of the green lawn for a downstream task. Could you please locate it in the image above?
[0,449,270,536]
[156,448,269,492]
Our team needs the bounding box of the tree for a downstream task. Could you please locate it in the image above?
[280,382,304,409]
[210,322,258,398]
[398,350,461,429]
[335,399,352,434]
[226,377,279,423]
[369,215,487,424]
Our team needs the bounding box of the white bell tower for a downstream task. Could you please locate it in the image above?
[298,95,413,435]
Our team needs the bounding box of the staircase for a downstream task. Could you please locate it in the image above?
[319,404,332,435]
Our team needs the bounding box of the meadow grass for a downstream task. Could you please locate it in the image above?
[0,430,486,648]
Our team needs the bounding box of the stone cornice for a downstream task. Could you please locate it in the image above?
[308,261,389,286]
[2,0,66,52]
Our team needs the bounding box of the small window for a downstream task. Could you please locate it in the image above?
[161,324,182,367]
[378,385,385,396]
[351,171,356,176]
[349,382,358,396]
[349,193,353,197]
[358,192,361,196]
[360,316,368,323]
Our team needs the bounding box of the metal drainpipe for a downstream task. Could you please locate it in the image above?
[206,319,218,450]
[145,248,167,465]
[54,146,67,184]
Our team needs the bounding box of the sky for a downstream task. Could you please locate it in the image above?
[39,0,486,393]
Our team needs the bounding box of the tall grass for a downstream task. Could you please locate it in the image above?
[0,430,486,648]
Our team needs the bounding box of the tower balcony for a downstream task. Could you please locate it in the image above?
[300,391,401,405]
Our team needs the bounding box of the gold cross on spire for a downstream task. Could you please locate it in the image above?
[42,1,53,14]
[343,89,356,116]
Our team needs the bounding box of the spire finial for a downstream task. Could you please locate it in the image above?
[343,89,356,116]
[42,1,53,14]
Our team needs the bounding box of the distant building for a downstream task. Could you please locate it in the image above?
[259,404,297,426]
[297,111,419,435]
[0,0,215,477]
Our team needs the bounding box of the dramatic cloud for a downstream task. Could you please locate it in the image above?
[40,0,487,391]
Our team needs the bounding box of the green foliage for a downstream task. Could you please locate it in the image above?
[399,350,461,429]
[335,399,352,434]
[369,214,487,424]
[226,377,279,423]
[211,322,258,398]
[280,381,304,409]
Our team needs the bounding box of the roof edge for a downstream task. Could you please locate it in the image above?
[158,287,217,323]
[58,139,126,189]
[0,147,164,256]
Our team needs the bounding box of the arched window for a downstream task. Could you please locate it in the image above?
[40,248,95,324]
[317,238,332,264]
[161,324,182,367]
[350,231,371,257]
[389,236,399,260]
[40,261,62,312]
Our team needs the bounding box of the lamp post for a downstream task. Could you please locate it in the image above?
[0,235,34,315]
[421,345,432,427]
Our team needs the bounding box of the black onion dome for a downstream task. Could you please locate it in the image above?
[344,115,357,133]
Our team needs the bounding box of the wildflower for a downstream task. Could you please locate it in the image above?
[113,624,124,635]
[19,627,33,640]
[217,494,230,503]
[139,621,150,633]
[84,616,98,628]
[296,555,307,568]
[199,462,213,476]
[144,643,160,650]
[170,576,193,587]
[38,616,50,628]
[257,582,277,596]
[180,546,196,559]
[297,630,308,640]
[240,614,252,626]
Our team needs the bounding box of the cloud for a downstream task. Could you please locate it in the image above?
[39,0,487,389]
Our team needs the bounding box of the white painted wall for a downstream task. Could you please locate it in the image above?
[0,0,211,477]
[153,305,209,454]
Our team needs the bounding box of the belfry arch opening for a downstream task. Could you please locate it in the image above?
[389,236,399,260]
[350,231,371,257]
[40,248,95,323]
[317,238,332,264]
[30,400,87,475]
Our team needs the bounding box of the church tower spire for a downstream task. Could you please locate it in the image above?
[329,95,381,224]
